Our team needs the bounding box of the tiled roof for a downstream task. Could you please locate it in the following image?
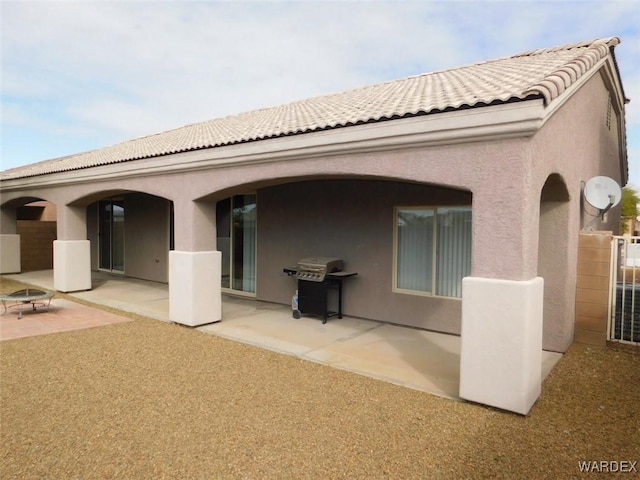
[1,37,620,180]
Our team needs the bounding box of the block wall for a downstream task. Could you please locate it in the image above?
[16,220,57,272]
[575,232,612,346]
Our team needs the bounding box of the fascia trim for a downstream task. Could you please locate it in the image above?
[1,101,546,191]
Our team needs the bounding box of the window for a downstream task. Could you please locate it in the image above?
[394,206,471,298]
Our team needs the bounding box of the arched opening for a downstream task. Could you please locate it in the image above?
[538,173,573,352]
[201,176,472,332]
[0,196,58,274]
[17,201,58,272]
[72,190,174,283]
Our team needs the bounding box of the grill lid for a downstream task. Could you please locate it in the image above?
[297,257,342,268]
[296,257,343,282]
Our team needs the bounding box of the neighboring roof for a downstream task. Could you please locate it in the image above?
[1,37,622,181]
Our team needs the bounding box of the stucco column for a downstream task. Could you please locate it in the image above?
[54,204,91,292]
[460,189,543,415]
[0,205,20,274]
[169,199,221,326]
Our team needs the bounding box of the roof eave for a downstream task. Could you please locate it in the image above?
[0,99,547,192]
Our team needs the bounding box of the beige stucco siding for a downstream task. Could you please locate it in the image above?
[532,72,624,228]
[530,72,625,351]
[125,193,171,283]
[256,179,471,333]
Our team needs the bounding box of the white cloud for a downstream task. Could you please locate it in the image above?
[1,0,639,178]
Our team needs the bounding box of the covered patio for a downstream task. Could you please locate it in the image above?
[1,270,561,400]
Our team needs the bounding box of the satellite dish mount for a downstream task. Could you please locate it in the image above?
[582,176,622,230]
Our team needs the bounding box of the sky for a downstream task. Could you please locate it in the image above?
[1,0,639,186]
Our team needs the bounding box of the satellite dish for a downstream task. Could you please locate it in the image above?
[584,176,622,210]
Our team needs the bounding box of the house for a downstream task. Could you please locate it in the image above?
[0,38,629,414]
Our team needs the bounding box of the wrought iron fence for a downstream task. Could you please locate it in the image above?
[608,236,640,344]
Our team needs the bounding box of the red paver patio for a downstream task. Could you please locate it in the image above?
[0,298,132,341]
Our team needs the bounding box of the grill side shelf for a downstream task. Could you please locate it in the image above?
[326,272,358,278]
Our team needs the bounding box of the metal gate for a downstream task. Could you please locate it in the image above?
[608,236,640,344]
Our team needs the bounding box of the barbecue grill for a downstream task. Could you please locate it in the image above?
[284,257,357,323]
[295,257,343,282]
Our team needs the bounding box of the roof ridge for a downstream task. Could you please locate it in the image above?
[513,37,619,58]
[315,37,621,93]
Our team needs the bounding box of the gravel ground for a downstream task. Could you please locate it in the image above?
[1,278,639,479]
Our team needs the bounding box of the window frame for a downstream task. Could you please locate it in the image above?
[98,197,126,274]
[217,193,258,298]
[392,204,471,299]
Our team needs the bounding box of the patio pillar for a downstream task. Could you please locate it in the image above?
[169,199,221,326]
[0,205,20,274]
[54,204,91,292]
[460,189,543,415]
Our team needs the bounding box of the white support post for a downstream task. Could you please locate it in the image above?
[54,240,91,292]
[460,276,544,415]
[0,234,21,274]
[169,250,221,326]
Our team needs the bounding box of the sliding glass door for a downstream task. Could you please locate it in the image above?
[99,199,125,272]
[216,194,256,294]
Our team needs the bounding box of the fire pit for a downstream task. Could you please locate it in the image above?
[0,288,55,319]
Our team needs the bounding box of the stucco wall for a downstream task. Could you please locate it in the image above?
[531,72,626,352]
[257,179,471,333]
[0,127,537,285]
[533,71,624,230]
[125,193,170,283]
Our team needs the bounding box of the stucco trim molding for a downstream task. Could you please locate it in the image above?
[1,100,547,192]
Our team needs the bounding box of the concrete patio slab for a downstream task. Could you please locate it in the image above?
[5,270,55,290]
[73,276,170,321]
[304,323,462,398]
[4,270,170,321]
[206,303,385,357]
[2,270,562,401]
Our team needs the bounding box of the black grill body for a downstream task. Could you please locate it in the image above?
[284,259,357,324]
[298,277,341,323]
